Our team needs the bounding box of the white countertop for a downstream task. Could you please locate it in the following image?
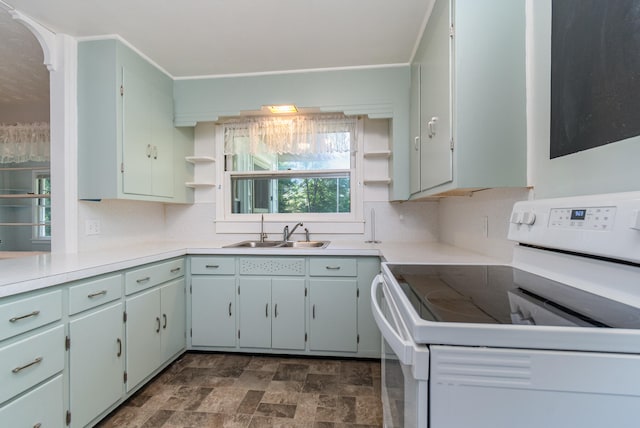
[0,240,501,298]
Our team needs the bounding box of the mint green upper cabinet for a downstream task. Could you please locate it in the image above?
[78,39,184,202]
[410,0,526,197]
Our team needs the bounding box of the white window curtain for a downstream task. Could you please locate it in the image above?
[224,114,356,156]
[0,122,50,163]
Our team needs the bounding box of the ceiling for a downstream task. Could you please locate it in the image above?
[0,7,48,106]
[1,0,432,78]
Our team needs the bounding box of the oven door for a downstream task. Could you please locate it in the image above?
[371,274,429,428]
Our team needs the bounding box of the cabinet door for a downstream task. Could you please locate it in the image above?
[126,288,161,392]
[409,62,422,195]
[309,279,357,353]
[160,279,186,361]
[69,302,124,428]
[238,278,271,349]
[191,277,236,347]
[420,0,453,191]
[150,87,175,197]
[122,66,152,196]
[272,278,306,351]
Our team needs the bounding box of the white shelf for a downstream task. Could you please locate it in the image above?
[363,179,392,185]
[363,151,392,159]
[185,182,216,188]
[185,156,216,164]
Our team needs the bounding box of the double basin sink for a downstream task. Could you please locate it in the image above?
[224,240,330,249]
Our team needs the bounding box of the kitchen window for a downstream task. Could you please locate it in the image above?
[217,114,362,224]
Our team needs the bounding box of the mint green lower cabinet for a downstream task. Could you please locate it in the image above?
[191,277,237,347]
[271,279,306,351]
[239,278,271,348]
[237,278,306,350]
[69,302,124,428]
[0,375,64,428]
[126,287,162,392]
[309,279,358,353]
[126,278,186,392]
[356,257,382,357]
[160,279,186,361]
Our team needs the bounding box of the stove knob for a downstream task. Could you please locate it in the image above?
[522,211,536,226]
[510,211,523,224]
[631,210,640,231]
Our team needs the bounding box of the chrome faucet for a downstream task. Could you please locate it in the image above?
[283,222,303,241]
[259,214,268,242]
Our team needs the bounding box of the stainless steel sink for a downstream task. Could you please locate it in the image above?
[224,240,329,249]
[281,241,329,248]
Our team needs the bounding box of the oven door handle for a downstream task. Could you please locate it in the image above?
[371,274,414,365]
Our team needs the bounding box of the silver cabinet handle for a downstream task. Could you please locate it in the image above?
[9,310,40,323]
[274,304,278,318]
[206,264,220,269]
[170,267,181,274]
[12,356,43,373]
[155,317,161,333]
[312,304,316,319]
[414,136,420,151]
[325,266,341,270]
[265,303,269,318]
[88,290,107,298]
[152,145,158,160]
[163,314,167,329]
[117,338,122,357]
[228,302,232,317]
[146,144,152,158]
[136,276,151,284]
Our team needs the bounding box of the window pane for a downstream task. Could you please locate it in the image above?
[232,151,350,173]
[232,176,350,214]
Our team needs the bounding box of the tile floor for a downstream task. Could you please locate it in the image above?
[97,352,383,428]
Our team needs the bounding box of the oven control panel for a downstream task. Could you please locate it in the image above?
[508,191,640,264]
[548,206,616,230]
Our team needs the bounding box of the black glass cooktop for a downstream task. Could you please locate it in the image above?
[386,264,640,328]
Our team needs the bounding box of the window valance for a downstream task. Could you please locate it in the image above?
[0,122,50,163]
[223,114,356,156]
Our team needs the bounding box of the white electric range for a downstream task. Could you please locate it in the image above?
[371,191,640,428]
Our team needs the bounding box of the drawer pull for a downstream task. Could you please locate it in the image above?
[206,264,220,269]
[136,276,151,284]
[156,317,161,333]
[325,266,341,270]
[87,290,107,298]
[228,302,232,317]
[9,310,40,323]
[170,267,182,273]
[12,356,43,373]
[117,338,122,357]
[163,314,168,329]
[34,424,42,428]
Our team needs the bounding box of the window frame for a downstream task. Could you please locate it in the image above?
[214,118,365,231]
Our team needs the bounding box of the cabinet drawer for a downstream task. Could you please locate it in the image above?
[125,258,184,295]
[0,290,62,342]
[0,325,65,404]
[0,374,63,427]
[69,274,123,315]
[309,258,357,277]
[191,257,235,275]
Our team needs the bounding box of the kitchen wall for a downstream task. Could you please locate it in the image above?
[526,0,640,198]
[77,118,440,251]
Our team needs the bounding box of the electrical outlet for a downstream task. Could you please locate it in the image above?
[85,219,101,235]
[481,216,489,238]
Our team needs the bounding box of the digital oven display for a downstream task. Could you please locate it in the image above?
[570,209,587,220]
